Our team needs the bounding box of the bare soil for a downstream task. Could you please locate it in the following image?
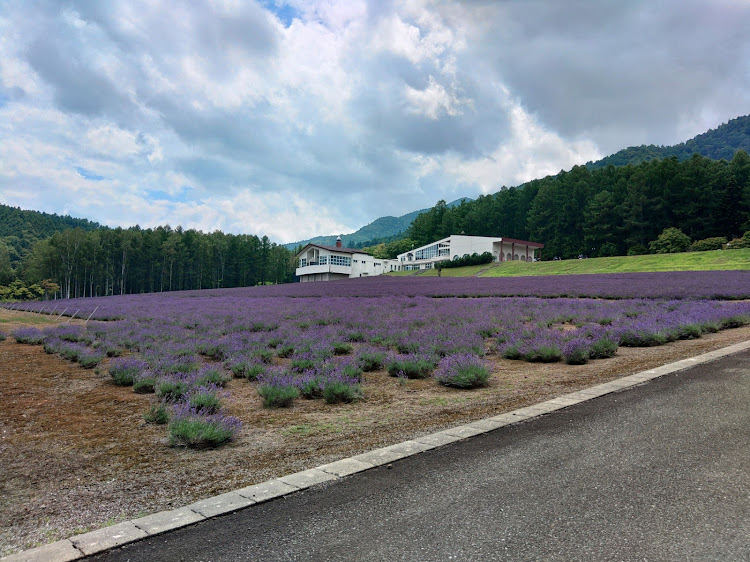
[1,309,749,556]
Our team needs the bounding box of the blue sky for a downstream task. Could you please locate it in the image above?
[1,0,749,243]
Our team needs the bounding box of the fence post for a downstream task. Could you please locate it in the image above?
[65,310,80,323]
[84,307,99,324]
[57,307,68,320]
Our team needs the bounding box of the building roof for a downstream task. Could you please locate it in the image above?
[296,243,370,257]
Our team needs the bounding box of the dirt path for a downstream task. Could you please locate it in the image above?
[2,310,749,556]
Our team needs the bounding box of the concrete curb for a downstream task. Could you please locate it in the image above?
[5,339,750,561]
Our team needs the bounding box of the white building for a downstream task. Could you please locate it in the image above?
[397,235,544,271]
[296,237,400,282]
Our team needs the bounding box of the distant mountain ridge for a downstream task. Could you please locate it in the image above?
[284,198,471,250]
[587,115,750,169]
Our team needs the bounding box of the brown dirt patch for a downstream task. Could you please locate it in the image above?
[1,309,749,555]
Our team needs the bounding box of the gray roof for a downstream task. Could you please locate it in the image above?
[296,243,370,256]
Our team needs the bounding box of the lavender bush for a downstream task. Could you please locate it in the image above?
[11,327,45,345]
[108,358,148,386]
[168,403,241,448]
[434,353,491,388]
[257,371,300,407]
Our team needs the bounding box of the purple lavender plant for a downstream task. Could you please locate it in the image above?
[433,353,491,388]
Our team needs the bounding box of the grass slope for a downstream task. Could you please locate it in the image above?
[390,249,750,278]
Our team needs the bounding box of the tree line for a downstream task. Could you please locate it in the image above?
[405,151,750,260]
[6,226,296,300]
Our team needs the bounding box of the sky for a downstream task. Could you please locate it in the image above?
[1,0,749,244]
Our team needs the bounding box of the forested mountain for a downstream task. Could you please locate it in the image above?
[0,204,101,267]
[19,226,294,299]
[588,115,750,169]
[407,151,750,260]
[285,198,471,250]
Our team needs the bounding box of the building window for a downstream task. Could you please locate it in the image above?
[330,255,352,266]
[319,255,328,265]
[415,244,439,260]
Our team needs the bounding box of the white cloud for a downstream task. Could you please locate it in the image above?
[404,75,464,119]
[446,91,601,192]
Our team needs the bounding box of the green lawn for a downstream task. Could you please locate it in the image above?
[482,249,750,277]
[387,249,750,278]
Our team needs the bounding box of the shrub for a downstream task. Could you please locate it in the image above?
[434,353,490,388]
[267,337,283,348]
[11,327,45,345]
[258,372,300,407]
[133,372,157,393]
[109,358,148,386]
[194,366,231,388]
[251,348,274,363]
[229,359,266,381]
[258,383,299,407]
[296,372,325,399]
[649,227,691,254]
[0,330,6,341]
[562,339,590,365]
[626,244,648,256]
[357,349,386,372]
[726,231,750,249]
[197,342,227,360]
[689,237,727,252]
[522,344,562,363]
[718,315,750,329]
[322,380,362,404]
[104,345,123,357]
[143,403,169,424]
[276,344,295,358]
[618,327,668,347]
[345,330,366,342]
[156,378,190,401]
[588,336,618,359]
[77,349,105,369]
[338,360,363,381]
[168,405,241,448]
[672,323,702,340]
[332,341,353,355]
[153,356,199,374]
[386,355,436,379]
[188,386,222,414]
[290,356,316,373]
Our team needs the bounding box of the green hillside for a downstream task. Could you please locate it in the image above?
[0,203,101,266]
[397,249,750,277]
[588,115,750,169]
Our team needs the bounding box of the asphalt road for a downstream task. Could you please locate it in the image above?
[92,351,750,561]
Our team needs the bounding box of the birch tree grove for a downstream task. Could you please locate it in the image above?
[23,225,296,299]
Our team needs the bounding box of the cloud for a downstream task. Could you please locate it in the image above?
[1,0,749,243]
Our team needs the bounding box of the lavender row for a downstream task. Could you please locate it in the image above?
[4,271,749,322]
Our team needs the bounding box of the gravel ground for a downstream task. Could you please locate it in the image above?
[1,310,749,557]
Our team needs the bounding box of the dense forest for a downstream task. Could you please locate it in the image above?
[3,225,295,299]
[0,204,101,268]
[588,115,750,169]
[405,151,750,260]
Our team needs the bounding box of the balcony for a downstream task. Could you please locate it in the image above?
[296,264,352,277]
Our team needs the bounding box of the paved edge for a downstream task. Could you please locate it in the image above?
[4,339,750,561]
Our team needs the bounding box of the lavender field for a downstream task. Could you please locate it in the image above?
[5,271,750,447]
